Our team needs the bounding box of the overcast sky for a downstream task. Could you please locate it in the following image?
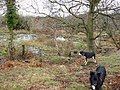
[17,0,48,16]
[18,0,120,16]
[1,0,120,16]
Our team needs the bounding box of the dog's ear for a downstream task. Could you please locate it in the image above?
[90,71,94,76]
[80,51,84,55]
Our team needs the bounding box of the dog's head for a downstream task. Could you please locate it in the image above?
[89,71,101,90]
[79,51,84,56]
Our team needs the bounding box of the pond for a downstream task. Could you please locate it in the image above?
[0,34,44,54]
[0,34,38,42]
[0,34,67,55]
[15,34,38,41]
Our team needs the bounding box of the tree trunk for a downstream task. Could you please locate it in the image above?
[86,0,98,52]
[9,28,14,60]
[22,45,26,60]
[86,11,95,51]
[54,29,61,56]
[5,0,18,60]
[86,30,95,52]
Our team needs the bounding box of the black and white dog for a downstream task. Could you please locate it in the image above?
[89,66,106,90]
[79,51,96,65]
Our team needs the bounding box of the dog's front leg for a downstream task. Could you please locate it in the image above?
[84,57,88,65]
[92,56,96,63]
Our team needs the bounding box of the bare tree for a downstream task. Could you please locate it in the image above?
[45,0,120,51]
[105,13,120,50]
[18,0,120,51]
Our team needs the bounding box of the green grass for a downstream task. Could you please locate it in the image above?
[68,83,89,90]
[0,53,120,90]
[0,67,55,90]
[98,54,120,73]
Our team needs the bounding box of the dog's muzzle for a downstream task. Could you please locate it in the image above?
[92,85,96,90]
[79,53,82,56]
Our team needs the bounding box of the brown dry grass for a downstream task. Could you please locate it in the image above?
[0,60,43,70]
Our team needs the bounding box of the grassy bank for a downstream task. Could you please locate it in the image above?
[0,53,120,90]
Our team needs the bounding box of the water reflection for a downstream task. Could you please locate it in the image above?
[29,47,46,55]
[15,34,38,41]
